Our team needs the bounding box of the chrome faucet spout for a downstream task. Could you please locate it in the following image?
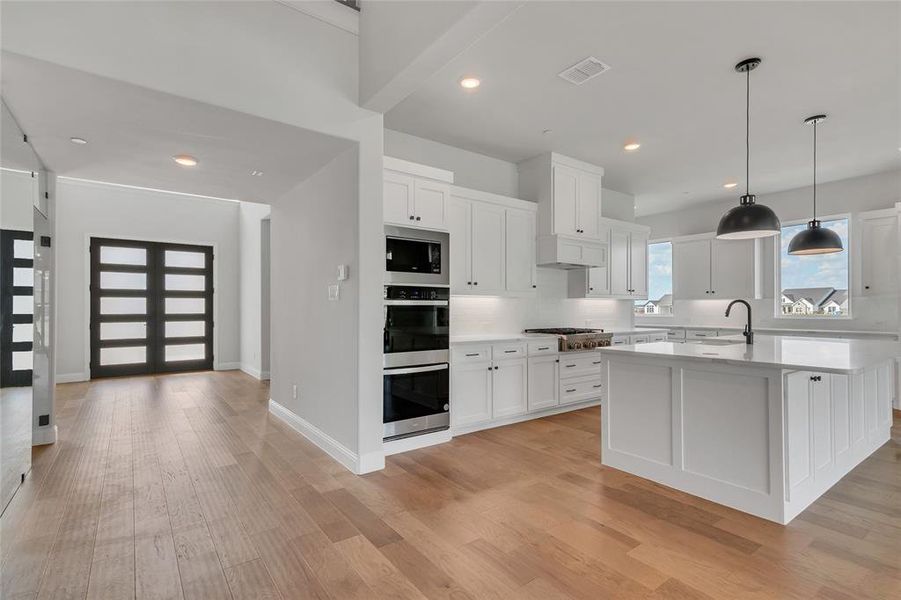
[725,299,754,345]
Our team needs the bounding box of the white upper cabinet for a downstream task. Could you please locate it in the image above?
[448,186,537,296]
[506,208,537,292]
[383,157,452,231]
[629,230,648,298]
[519,153,604,240]
[860,212,898,296]
[470,202,506,294]
[568,221,648,298]
[673,236,755,299]
[609,228,630,296]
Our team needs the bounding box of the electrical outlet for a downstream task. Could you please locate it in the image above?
[292,384,298,400]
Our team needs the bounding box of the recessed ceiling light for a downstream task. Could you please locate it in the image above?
[173,155,198,167]
[70,137,87,145]
[250,170,264,177]
[459,77,480,89]
[723,181,738,189]
[623,142,641,152]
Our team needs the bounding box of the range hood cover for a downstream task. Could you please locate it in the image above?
[536,235,607,269]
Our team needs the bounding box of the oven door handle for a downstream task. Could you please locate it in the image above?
[383,300,448,306]
[384,363,449,376]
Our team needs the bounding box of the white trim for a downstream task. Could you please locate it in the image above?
[56,372,88,383]
[448,184,536,212]
[383,156,454,183]
[357,451,386,474]
[216,362,241,371]
[269,398,366,474]
[383,429,452,456]
[452,399,602,436]
[550,152,605,176]
[240,364,263,379]
[275,0,359,35]
[260,370,270,381]
[58,175,242,205]
[32,425,57,446]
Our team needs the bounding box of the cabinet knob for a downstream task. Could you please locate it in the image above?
[494,366,498,370]
[415,216,421,221]
[865,285,870,290]
[532,284,537,289]
[409,215,414,220]
[467,281,472,285]
[473,282,478,286]
[589,287,594,291]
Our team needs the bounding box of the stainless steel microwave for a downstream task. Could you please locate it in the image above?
[384,225,449,286]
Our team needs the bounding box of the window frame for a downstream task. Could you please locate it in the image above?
[635,238,674,319]
[773,212,852,320]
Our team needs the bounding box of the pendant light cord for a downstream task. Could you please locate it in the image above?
[812,121,817,220]
[745,67,750,196]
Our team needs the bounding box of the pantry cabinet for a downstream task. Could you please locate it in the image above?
[448,187,537,296]
[860,211,898,296]
[673,235,755,299]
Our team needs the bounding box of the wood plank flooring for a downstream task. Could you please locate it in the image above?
[1,370,899,599]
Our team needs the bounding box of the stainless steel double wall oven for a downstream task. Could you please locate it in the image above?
[383,226,450,441]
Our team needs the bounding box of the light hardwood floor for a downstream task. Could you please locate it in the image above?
[1,370,899,599]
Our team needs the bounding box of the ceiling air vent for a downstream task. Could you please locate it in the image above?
[558,57,611,85]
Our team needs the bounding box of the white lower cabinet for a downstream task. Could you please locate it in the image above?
[451,360,493,427]
[528,354,559,411]
[493,359,528,418]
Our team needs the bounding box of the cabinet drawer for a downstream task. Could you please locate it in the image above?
[453,346,491,363]
[558,353,603,379]
[686,330,717,340]
[630,334,651,345]
[528,340,559,355]
[667,329,686,341]
[650,332,668,343]
[559,376,604,405]
[492,342,526,359]
[611,335,630,346]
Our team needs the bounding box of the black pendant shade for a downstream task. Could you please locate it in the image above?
[788,115,843,255]
[716,57,781,240]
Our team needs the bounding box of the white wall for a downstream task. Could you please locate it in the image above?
[270,147,359,454]
[602,187,635,222]
[636,170,901,333]
[239,201,271,379]
[54,178,241,381]
[452,268,634,335]
[385,129,519,197]
[0,169,36,231]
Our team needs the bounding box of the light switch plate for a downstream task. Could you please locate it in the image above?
[328,284,340,300]
[336,264,349,281]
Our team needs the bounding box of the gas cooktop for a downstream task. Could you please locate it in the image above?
[523,328,613,351]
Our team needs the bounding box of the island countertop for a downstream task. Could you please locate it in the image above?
[597,334,901,374]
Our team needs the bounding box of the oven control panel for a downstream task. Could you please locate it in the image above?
[384,285,450,301]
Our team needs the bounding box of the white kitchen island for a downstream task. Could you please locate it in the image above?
[598,335,899,524]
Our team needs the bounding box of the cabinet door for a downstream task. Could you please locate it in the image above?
[577,172,601,238]
[528,355,559,411]
[711,238,754,298]
[609,229,630,295]
[506,209,536,292]
[861,216,898,295]
[493,359,527,418]
[587,267,609,296]
[470,203,506,294]
[785,371,812,489]
[447,196,472,294]
[673,239,712,299]
[383,171,414,225]
[552,164,579,235]
[811,373,833,475]
[413,180,448,230]
[451,361,492,427]
[629,232,648,298]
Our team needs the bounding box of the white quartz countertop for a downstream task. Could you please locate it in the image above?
[598,334,901,374]
[635,324,899,339]
[451,329,668,344]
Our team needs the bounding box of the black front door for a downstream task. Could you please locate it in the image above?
[0,230,34,387]
[89,237,214,378]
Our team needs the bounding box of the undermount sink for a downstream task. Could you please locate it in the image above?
[685,338,747,346]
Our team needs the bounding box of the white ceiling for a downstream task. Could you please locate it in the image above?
[1,52,353,203]
[385,1,901,216]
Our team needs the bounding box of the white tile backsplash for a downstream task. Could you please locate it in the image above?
[451,268,634,335]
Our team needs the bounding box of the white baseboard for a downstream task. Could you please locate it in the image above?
[451,399,602,436]
[56,372,88,384]
[240,364,263,380]
[383,429,452,457]
[260,370,270,381]
[216,362,241,371]
[32,425,58,446]
[269,399,382,475]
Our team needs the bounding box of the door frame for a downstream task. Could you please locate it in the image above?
[82,233,220,378]
[0,229,34,387]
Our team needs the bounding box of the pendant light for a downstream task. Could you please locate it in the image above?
[788,115,843,255]
[716,58,781,239]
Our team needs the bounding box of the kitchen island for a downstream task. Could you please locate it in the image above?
[598,335,899,523]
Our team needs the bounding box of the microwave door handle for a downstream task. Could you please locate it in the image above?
[384,363,449,376]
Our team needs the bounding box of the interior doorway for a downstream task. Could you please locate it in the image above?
[89,237,214,378]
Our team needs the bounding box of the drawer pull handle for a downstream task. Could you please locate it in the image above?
[565,364,576,368]
[592,361,601,365]
[565,388,577,393]
[593,384,603,388]
[504,350,517,354]
[538,346,550,351]
[465,353,480,357]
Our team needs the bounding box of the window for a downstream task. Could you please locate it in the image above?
[635,241,673,316]
[779,218,849,317]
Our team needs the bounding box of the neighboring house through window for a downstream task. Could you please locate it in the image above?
[636,242,673,316]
